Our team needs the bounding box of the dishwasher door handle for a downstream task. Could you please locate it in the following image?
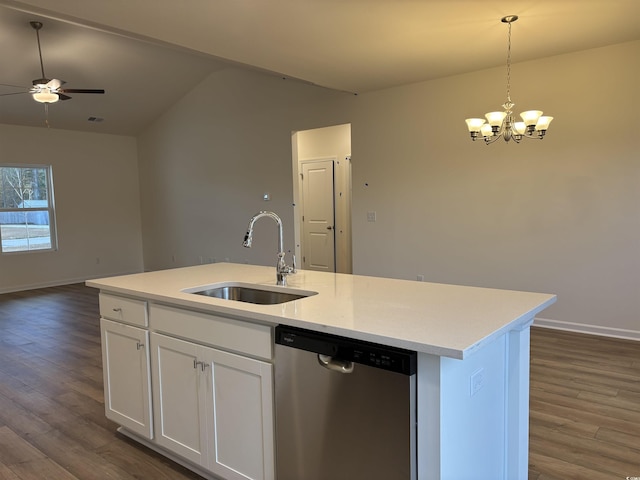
[318,354,354,374]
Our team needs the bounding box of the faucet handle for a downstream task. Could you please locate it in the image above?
[291,254,297,273]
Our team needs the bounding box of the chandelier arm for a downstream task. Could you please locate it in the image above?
[483,133,504,145]
[480,128,546,143]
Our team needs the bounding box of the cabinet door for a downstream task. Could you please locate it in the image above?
[150,333,209,467]
[100,318,152,439]
[202,348,275,480]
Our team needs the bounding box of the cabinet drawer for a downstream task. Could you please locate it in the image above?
[150,304,272,361]
[100,293,148,327]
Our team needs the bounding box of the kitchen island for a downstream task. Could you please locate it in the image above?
[87,262,556,480]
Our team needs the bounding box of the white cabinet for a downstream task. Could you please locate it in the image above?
[150,332,208,465]
[151,332,275,480]
[100,318,153,439]
[98,295,275,480]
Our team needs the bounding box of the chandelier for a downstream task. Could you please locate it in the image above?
[465,15,553,144]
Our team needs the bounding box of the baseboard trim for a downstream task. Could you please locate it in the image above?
[0,271,141,295]
[534,317,640,342]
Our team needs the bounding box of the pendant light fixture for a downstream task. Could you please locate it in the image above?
[465,15,553,144]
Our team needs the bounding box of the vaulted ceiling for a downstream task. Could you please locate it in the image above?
[0,0,638,135]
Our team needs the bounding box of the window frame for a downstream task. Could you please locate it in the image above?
[0,164,58,254]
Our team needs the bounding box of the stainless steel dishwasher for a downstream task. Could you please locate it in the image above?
[274,325,418,480]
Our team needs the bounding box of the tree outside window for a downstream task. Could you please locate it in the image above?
[0,165,57,253]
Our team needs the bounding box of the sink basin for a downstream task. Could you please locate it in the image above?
[185,282,317,305]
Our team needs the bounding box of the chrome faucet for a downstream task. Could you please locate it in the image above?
[243,211,296,286]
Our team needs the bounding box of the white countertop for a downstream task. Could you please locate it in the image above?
[87,263,556,359]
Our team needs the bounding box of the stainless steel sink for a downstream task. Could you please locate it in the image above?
[186,283,317,305]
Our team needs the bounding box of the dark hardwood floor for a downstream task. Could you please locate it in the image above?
[529,328,640,479]
[0,283,638,479]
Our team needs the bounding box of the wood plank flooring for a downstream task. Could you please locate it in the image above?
[529,327,640,480]
[0,283,638,479]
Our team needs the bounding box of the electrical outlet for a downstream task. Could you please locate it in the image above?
[417,274,424,282]
[367,211,377,222]
[470,368,485,397]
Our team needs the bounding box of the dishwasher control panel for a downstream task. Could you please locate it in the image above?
[275,325,417,375]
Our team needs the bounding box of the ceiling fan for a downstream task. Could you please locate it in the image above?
[0,21,105,104]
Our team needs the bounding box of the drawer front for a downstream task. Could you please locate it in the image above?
[100,293,148,327]
[149,304,272,361]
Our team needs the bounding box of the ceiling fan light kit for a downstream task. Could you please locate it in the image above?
[464,15,554,144]
[32,87,58,103]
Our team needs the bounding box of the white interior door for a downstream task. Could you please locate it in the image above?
[301,159,335,271]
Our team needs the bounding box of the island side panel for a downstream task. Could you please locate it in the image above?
[442,334,507,479]
[417,322,534,480]
[417,334,509,480]
[506,318,534,479]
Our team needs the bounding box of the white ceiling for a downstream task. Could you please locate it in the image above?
[0,0,639,135]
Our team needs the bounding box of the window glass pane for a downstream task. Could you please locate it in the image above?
[0,166,49,209]
[0,165,56,253]
[0,211,52,252]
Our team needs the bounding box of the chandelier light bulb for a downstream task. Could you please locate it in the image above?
[520,110,543,126]
[465,118,486,132]
[480,123,493,137]
[485,111,507,127]
[513,122,527,135]
[535,116,554,131]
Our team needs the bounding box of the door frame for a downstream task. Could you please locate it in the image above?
[291,125,352,274]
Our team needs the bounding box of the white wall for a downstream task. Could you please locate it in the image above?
[137,41,639,338]
[137,69,353,272]
[0,124,143,292]
[350,40,639,337]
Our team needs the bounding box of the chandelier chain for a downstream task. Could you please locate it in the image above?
[506,20,512,104]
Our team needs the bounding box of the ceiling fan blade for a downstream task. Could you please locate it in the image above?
[0,92,28,97]
[60,89,105,94]
[57,93,72,101]
[0,83,29,89]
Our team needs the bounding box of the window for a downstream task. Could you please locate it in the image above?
[0,165,57,253]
